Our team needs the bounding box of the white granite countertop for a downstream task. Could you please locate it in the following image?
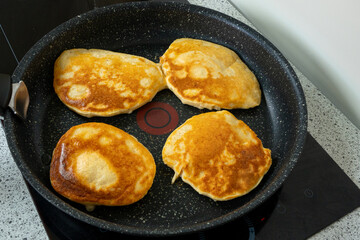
[0,0,359,239]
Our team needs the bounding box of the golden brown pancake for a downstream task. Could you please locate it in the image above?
[50,122,156,209]
[162,110,271,201]
[54,49,166,117]
[160,38,261,110]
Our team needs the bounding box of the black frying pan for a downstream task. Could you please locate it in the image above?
[2,2,307,236]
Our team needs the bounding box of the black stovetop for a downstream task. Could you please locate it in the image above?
[26,134,360,240]
[1,1,360,239]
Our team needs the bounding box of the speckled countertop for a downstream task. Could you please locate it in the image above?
[0,0,359,239]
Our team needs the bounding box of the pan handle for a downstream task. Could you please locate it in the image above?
[0,73,12,120]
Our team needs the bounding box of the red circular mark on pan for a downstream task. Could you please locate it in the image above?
[137,102,179,135]
[145,108,171,128]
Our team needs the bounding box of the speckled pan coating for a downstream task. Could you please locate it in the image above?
[3,1,307,236]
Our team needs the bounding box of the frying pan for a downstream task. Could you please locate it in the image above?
[1,1,307,236]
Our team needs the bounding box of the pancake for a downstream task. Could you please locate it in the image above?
[54,49,166,117]
[160,38,261,110]
[162,110,271,201]
[50,122,156,210]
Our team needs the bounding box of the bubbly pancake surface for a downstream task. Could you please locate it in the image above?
[162,110,271,201]
[54,49,166,117]
[160,38,261,110]
[50,122,156,207]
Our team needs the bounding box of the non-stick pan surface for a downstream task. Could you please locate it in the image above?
[4,2,307,236]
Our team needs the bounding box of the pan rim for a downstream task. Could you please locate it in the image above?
[4,1,307,236]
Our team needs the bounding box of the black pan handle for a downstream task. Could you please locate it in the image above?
[0,73,12,119]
